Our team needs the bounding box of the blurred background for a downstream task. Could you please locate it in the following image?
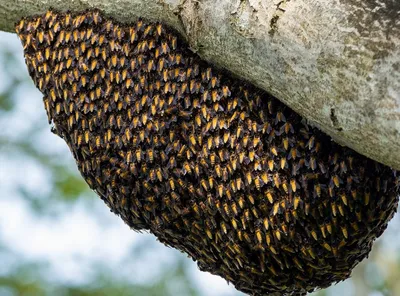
[0,30,399,296]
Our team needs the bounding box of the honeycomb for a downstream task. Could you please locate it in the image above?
[16,10,400,295]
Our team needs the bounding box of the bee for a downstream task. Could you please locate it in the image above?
[216,183,224,198]
[338,203,345,217]
[292,195,301,210]
[156,168,164,182]
[37,30,45,43]
[364,190,370,205]
[271,202,281,216]
[190,200,200,217]
[220,221,228,235]
[282,180,289,193]
[318,223,327,239]
[232,193,244,209]
[255,226,263,244]
[341,225,349,239]
[170,192,180,204]
[290,179,298,192]
[161,41,170,55]
[183,161,192,175]
[243,232,252,244]
[265,189,274,204]
[332,175,340,188]
[322,242,332,252]
[314,183,322,197]
[222,86,231,97]
[254,176,262,190]
[272,173,281,188]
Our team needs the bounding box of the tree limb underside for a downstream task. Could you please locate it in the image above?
[1,0,399,169]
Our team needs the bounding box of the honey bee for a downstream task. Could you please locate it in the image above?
[255,226,263,244]
[273,173,281,188]
[265,189,274,204]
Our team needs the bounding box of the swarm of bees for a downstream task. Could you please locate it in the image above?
[16,9,400,296]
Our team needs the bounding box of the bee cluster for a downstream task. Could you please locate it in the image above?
[16,10,399,296]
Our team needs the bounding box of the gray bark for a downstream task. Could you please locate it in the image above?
[1,0,399,169]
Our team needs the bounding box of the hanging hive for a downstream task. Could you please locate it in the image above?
[15,9,400,296]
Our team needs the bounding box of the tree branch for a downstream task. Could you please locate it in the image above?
[1,0,399,169]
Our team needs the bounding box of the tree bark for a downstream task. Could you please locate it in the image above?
[1,0,399,169]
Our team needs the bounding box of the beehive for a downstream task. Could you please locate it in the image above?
[16,9,400,296]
